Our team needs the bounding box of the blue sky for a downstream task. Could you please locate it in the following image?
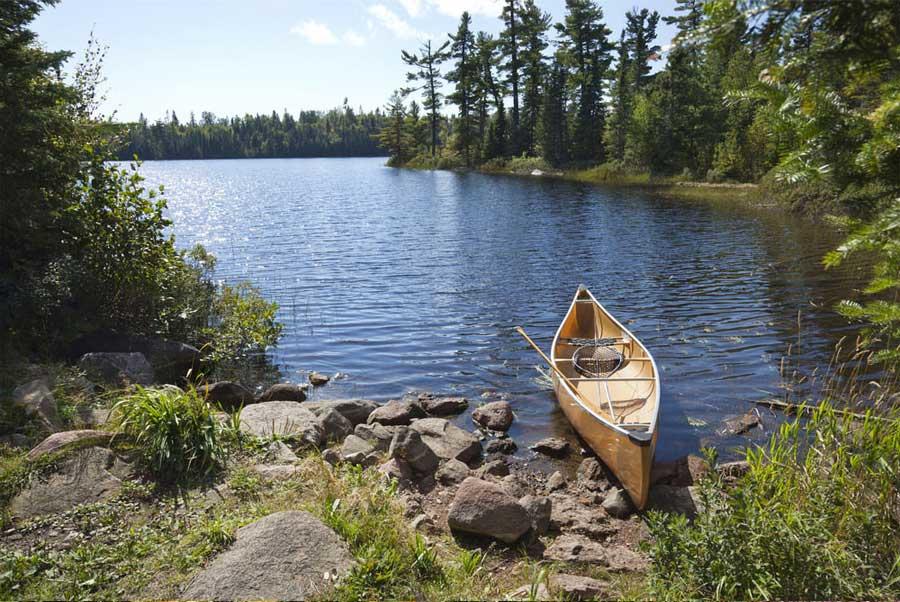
[33,0,678,123]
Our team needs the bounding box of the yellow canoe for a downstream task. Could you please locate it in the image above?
[550,286,660,509]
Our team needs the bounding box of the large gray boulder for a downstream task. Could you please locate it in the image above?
[353,423,396,452]
[70,333,200,383]
[27,430,113,460]
[435,458,470,486]
[78,352,154,387]
[304,399,377,426]
[550,574,611,600]
[367,400,426,426]
[418,395,469,416]
[202,381,255,411]
[472,401,513,431]
[319,408,353,442]
[10,447,131,519]
[388,427,439,475]
[410,418,481,463]
[12,377,59,429]
[340,435,377,465]
[519,495,552,535]
[182,511,354,601]
[257,382,308,402]
[239,402,324,447]
[447,477,531,544]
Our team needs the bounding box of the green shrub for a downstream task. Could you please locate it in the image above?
[645,403,900,601]
[202,282,282,368]
[112,386,230,482]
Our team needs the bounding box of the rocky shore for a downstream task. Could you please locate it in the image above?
[1,336,753,600]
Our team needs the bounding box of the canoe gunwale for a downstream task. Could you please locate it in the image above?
[550,287,661,444]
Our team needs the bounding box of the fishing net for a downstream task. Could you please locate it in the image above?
[572,344,623,378]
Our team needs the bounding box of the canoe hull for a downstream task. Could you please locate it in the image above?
[553,372,656,508]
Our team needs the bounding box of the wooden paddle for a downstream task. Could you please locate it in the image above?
[515,326,590,405]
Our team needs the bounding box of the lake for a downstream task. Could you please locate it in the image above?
[138,157,866,461]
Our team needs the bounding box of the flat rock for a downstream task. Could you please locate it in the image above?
[367,400,426,426]
[353,423,396,452]
[718,410,761,437]
[78,352,154,387]
[544,535,647,571]
[549,493,617,539]
[485,437,517,455]
[601,487,635,518]
[475,458,509,478]
[10,447,131,519]
[447,477,531,544]
[257,382,307,402]
[252,464,303,480]
[27,430,113,461]
[182,511,354,601]
[435,458,470,486]
[418,395,469,415]
[319,408,353,442]
[388,427,439,475]
[530,437,570,458]
[12,377,59,429]
[308,371,330,386]
[340,434,377,465]
[239,402,324,447]
[550,574,611,600]
[519,495,552,535]
[410,417,481,463]
[472,400,513,431]
[266,440,298,464]
[303,399,377,426]
[203,381,255,411]
[648,485,701,518]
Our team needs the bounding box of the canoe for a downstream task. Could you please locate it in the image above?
[550,286,660,509]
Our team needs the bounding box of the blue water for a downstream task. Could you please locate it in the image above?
[137,157,865,460]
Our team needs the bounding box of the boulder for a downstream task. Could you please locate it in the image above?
[252,464,303,480]
[576,457,609,491]
[447,477,531,544]
[266,440,299,464]
[418,395,469,416]
[601,488,635,519]
[10,447,131,519]
[500,474,533,499]
[485,437,517,455]
[308,372,330,386]
[27,430,113,461]
[545,535,649,572]
[519,495,552,535]
[78,352,155,387]
[377,458,414,487]
[257,383,308,403]
[239,402,324,448]
[546,471,566,492]
[435,458,470,486]
[409,418,481,463]
[472,400,513,431]
[202,381,255,411]
[388,427,439,475]
[550,574,611,600]
[367,400,426,426]
[353,423,396,452]
[648,485,701,518]
[718,410,761,437]
[12,378,59,429]
[340,435,377,465]
[70,333,200,383]
[304,399,377,426]
[319,408,353,442]
[182,511,354,601]
[530,437,571,458]
[475,458,509,478]
[651,454,710,486]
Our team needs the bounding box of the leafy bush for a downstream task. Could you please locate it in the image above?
[202,282,282,368]
[112,386,231,482]
[646,403,900,601]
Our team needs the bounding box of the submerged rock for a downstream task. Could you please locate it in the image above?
[182,511,354,601]
[447,477,531,544]
[257,382,308,403]
[308,372,331,386]
[239,402,324,447]
[718,410,761,437]
[418,395,469,416]
[472,400,513,431]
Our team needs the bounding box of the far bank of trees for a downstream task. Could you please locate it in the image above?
[118,101,387,160]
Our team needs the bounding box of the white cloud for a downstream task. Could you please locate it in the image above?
[343,30,367,47]
[427,0,501,17]
[368,4,430,40]
[398,0,423,17]
[290,19,338,45]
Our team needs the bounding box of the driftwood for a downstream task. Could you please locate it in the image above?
[754,398,891,422]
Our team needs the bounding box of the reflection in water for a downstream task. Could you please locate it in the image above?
[137,158,868,460]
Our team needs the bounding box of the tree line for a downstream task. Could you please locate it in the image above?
[379,0,899,364]
[118,102,387,160]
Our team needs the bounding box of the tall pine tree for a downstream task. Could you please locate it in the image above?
[446,13,478,166]
[402,40,451,158]
[519,0,551,155]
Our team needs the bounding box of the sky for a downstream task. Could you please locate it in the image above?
[33,0,679,123]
